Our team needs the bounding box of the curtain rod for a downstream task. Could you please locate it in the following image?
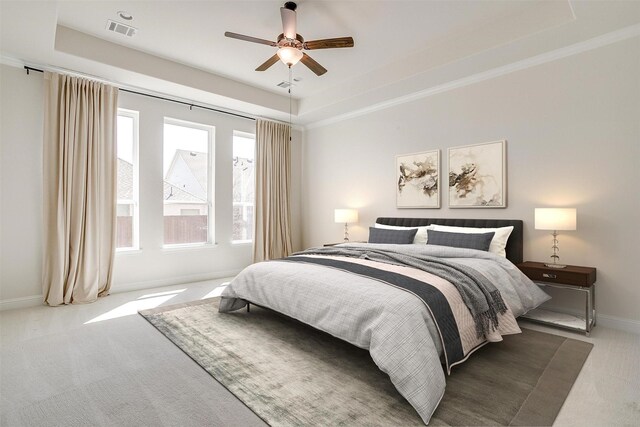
[24,66,256,122]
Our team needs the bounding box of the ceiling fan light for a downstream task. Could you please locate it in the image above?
[277,47,303,66]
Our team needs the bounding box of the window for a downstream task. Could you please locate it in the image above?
[163,118,214,246]
[116,109,139,250]
[232,131,255,242]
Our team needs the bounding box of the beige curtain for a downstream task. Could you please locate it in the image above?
[253,119,293,262]
[42,72,119,306]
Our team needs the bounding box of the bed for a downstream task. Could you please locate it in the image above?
[219,218,549,424]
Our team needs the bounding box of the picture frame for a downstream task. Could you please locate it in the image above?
[396,149,440,208]
[448,140,506,208]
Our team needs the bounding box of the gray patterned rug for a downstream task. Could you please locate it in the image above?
[139,297,592,426]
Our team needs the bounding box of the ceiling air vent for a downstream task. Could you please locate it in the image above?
[106,20,138,37]
[277,81,293,89]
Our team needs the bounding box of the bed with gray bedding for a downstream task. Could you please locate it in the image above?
[219,219,549,425]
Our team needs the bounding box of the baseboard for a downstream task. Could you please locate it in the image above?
[109,269,242,294]
[0,294,43,311]
[2,282,638,334]
[541,305,640,335]
[0,269,242,312]
[597,314,640,335]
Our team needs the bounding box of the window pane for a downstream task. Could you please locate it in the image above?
[116,113,137,249]
[163,121,212,245]
[232,133,255,242]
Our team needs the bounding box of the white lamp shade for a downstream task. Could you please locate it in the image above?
[277,47,303,66]
[334,209,358,224]
[535,208,577,231]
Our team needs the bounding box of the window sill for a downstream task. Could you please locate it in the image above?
[161,242,218,252]
[116,248,141,254]
[232,240,252,245]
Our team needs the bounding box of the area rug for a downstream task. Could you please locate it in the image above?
[139,298,592,426]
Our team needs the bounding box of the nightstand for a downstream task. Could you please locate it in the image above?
[517,261,597,336]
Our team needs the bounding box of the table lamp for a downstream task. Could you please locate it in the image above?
[334,209,358,242]
[535,208,577,269]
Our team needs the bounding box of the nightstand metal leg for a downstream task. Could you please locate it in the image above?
[586,287,593,335]
[592,284,597,327]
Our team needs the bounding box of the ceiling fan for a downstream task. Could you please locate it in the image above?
[224,1,354,76]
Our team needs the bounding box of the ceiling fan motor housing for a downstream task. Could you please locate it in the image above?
[277,33,304,49]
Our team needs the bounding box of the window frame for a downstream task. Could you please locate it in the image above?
[162,117,215,248]
[116,108,140,252]
[232,130,256,244]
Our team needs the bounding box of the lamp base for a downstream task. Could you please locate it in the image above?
[544,263,567,269]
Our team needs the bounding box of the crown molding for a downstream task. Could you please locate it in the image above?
[304,23,640,130]
[0,55,26,68]
[0,55,305,129]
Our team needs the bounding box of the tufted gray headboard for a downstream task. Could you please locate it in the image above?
[375,217,524,265]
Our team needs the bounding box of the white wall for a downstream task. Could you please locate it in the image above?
[0,65,44,304]
[302,37,640,326]
[0,64,302,308]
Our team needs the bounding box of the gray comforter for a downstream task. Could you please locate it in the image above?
[219,243,549,425]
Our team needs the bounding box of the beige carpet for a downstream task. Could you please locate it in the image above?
[139,298,592,426]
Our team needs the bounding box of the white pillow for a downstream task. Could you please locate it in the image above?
[374,223,434,244]
[428,224,514,257]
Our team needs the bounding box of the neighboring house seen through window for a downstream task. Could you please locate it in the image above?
[163,118,214,246]
[232,131,255,243]
[116,109,139,250]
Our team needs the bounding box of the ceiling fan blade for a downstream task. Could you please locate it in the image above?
[280,7,297,39]
[255,54,280,72]
[225,32,277,47]
[304,37,354,50]
[300,53,327,76]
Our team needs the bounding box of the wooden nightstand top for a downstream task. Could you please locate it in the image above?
[517,261,596,287]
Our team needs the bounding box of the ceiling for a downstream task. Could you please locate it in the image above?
[1,1,639,125]
[55,0,534,98]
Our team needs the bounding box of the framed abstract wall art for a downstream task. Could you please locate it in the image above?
[448,140,506,208]
[396,149,440,208]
